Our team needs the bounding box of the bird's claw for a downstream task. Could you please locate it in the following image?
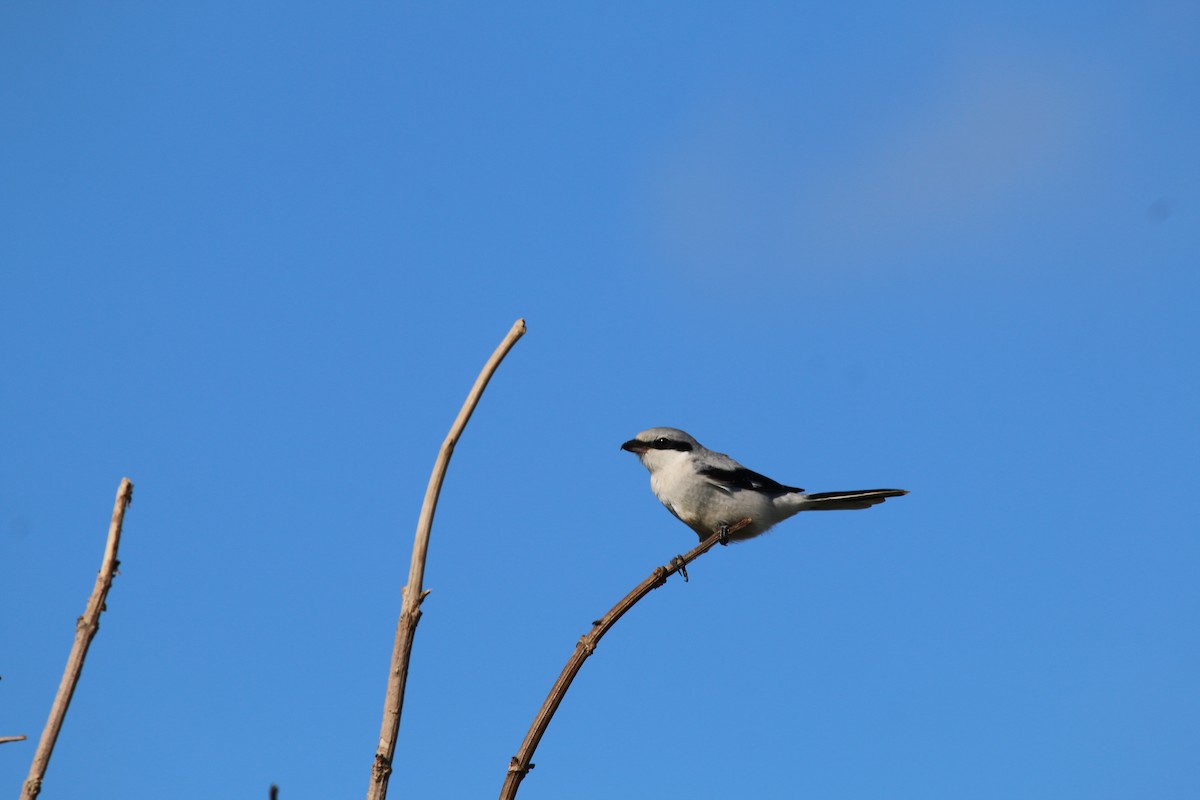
[718,525,730,546]
[669,554,689,582]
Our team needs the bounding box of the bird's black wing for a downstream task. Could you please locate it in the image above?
[697,465,803,496]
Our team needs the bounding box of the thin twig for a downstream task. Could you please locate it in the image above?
[21,478,134,800]
[0,736,28,746]
[498,518,750,800]
[367,319,527,800]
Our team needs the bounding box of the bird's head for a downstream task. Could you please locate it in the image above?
[620,427,700,472]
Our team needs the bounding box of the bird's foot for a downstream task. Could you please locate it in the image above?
[718,518,752,545]
[669,554,689,582]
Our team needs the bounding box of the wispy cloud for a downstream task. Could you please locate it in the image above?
[642,46,1102,288]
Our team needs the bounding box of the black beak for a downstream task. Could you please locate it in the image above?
[621,439,647,454]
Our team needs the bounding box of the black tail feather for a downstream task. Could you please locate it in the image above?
[803,489,908,510]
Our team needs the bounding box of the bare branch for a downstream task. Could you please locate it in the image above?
[0,736,28,746]
[21,478,134,800]
[367,319,527,800]
[498,518,750,800]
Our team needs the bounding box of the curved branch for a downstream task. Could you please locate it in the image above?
[367,318,527,800]
[21,478,134,800]
[498,518,750,800]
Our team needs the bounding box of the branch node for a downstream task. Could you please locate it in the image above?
[372,754,392,781]
[507,757,534,775]
[651,566,669,589]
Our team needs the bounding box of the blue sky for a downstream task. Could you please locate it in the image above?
[2,2,1197,798]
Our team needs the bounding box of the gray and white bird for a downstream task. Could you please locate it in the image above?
[621,427,906,543]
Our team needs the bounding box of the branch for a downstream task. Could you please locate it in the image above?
[498,518,750,800]
[21,478,134,800]
[367,319,527,800]
[1,736,27,746]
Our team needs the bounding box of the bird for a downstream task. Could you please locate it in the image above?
[621,427,906,543]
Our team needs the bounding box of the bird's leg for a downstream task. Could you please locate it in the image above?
[669,555,689,582]
[718,517,752,546]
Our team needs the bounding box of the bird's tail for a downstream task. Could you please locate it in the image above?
[801,489,907,510]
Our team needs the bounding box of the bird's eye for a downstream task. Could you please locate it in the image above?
[647,435,692,452]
